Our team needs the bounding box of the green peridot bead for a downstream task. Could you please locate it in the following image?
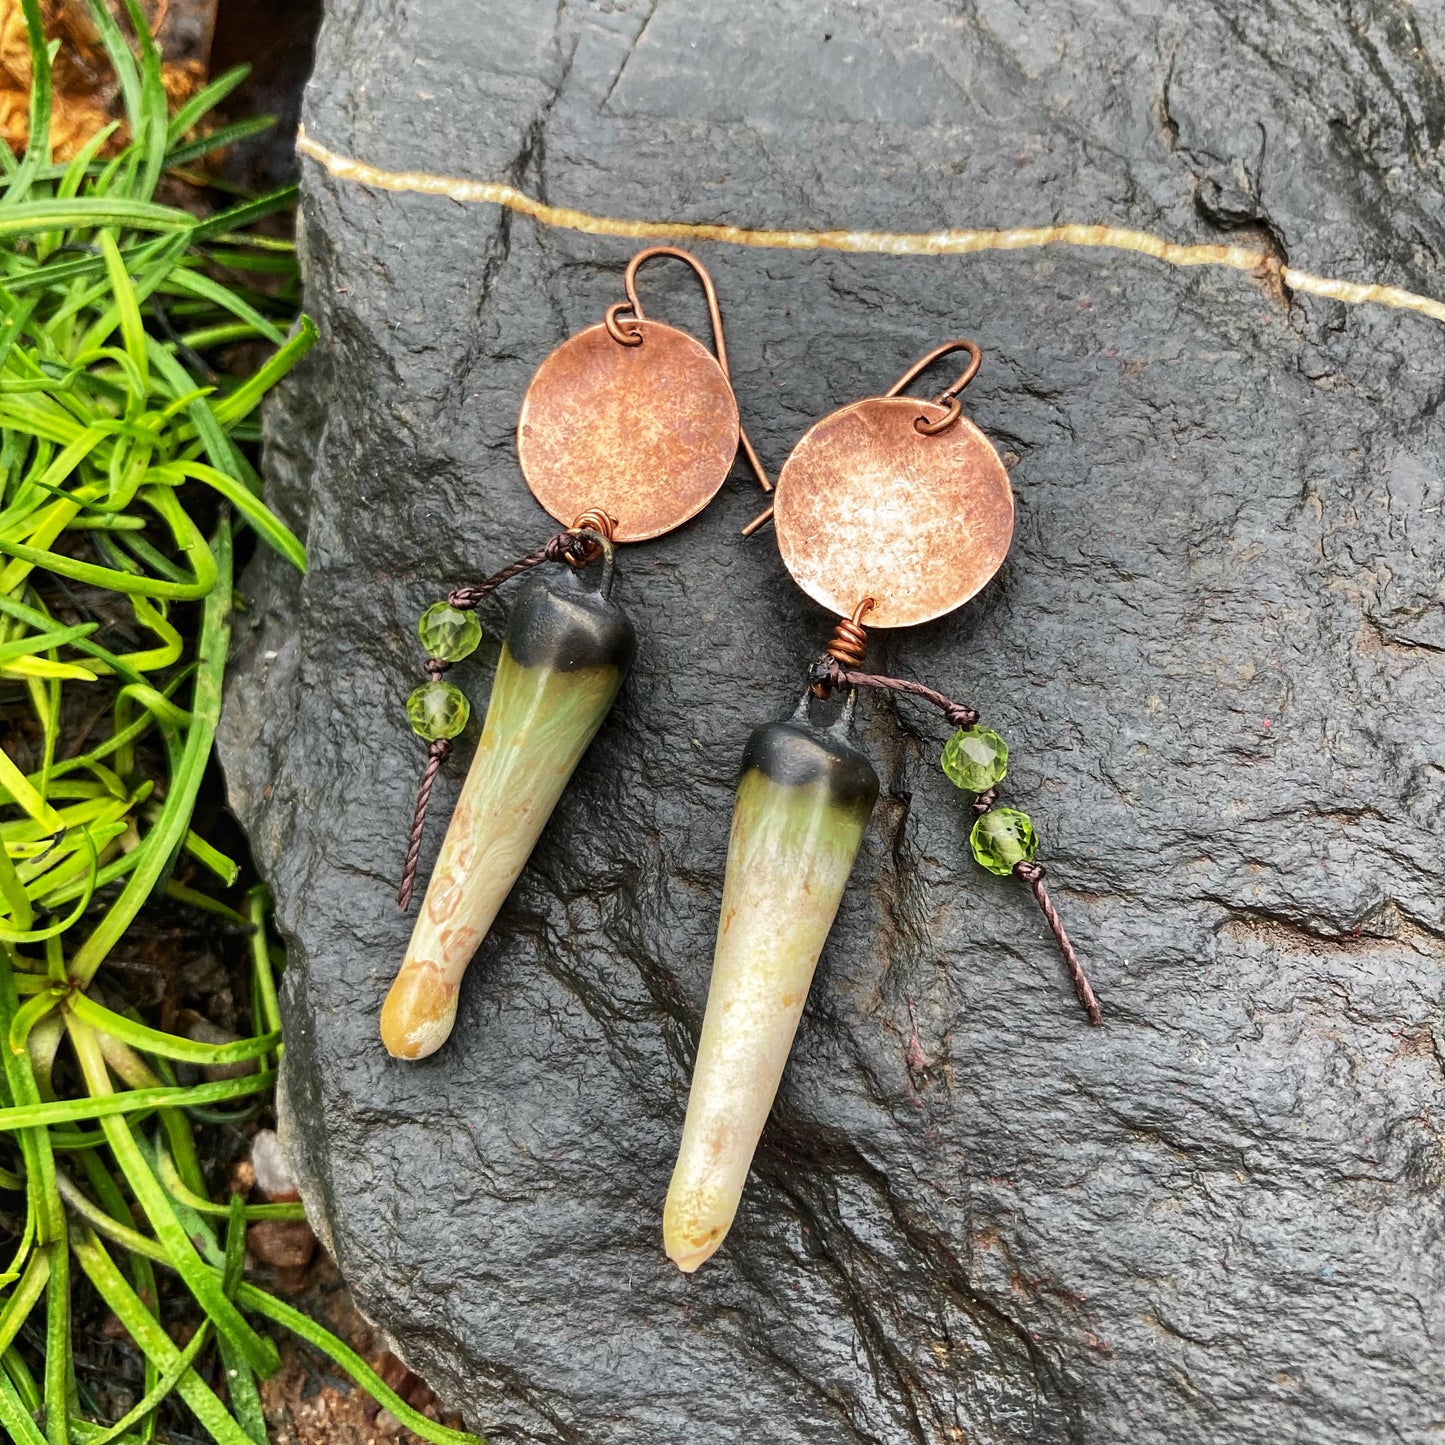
[970,807,1037,876]
[406,680,470,741]
[941,725,1009,792]
[418,603,482,662]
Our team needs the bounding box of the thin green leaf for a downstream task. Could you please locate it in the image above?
[57,122,120,201]
[238,1286,487,1445]
[67,993,278,1068]
[117,0,170,201]
[0,1363,47,1445]
[65,1021,279,1380]
[0,621,99,664]
[192,186,299,241]
[207,314,316,428]
[181,829,239,886]
[0,199,191,237]
[0,1249,48,1356]
[160,267,286,346]
[0,843,34,931]
[4,0,53,209]
[166,64,251,143]
[0,1068,274,1129]
[7,987,63,1056]
[70,1230,257,1445]
[154,460,304,571]
[0,750,63,831]
[68,518,230,986]
[165,115,275,171]
[42,1240,69,1445]
[98,232,149,390]
[217,1194,266,1443]
[155,1149,304,1222]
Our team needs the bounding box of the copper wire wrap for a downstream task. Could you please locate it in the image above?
[813,600,873,695]
[827,599,874,666]
[566,508,617,566]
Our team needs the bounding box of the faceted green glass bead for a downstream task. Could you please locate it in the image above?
[406,680,470,741]
[970,807,1037,876]
[417,603,482,662]
[941,726,1009,792]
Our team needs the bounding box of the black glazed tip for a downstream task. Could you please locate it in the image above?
[504,565,637,674]
[740,715,880,814]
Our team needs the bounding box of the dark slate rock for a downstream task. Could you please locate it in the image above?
[217,2,1445,1441]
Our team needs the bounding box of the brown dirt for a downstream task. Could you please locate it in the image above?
[258,1253,466,1445]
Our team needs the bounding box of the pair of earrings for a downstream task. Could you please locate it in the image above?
[378,246,1102,1273]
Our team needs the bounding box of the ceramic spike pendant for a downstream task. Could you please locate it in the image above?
[382,568,634,1059]
[664,704,877,1271]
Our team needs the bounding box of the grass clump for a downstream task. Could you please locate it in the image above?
[0,3,483,1441]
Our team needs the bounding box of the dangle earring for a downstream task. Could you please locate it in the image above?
[380,247,770,1061]
[664,340,1102,1272]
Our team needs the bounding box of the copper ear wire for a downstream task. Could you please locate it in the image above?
[742,339,986,536]
[883,338,982,436]
[601,246,772,496]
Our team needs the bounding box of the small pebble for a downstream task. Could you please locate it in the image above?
[251,1128,299,1201]
[247,1220,317,1270]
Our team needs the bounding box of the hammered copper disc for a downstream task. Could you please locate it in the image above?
[517,319,740,543]
[774,396,1014,628]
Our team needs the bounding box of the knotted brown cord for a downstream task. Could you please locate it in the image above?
[811,655,980,728]
[809,654,1104,1027]
[1015,860,1102,1026]
[396,530,595,911]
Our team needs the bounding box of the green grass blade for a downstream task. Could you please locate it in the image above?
[0,839,35,931]
[237,1286,486,1445]
[70,1230,257,1445]
[0,536,212,600]
[98,232,149,391]
[155,1148,303,1222]
[0,1369,47,1445]
[1,1345,39,1412]
[0,749,63,831]
[207,314,316,428]
[166,64,251,144]
[0,1249,48,1356]
[57,122,120,201]
[155,460,304,570]
[192,187,299,241]
[65,1020,279,1380]
[247,889,282,1047]
[4,1,53,209]
[0,1069,275,1128]
[66,993,279,1067]
[117,0,170,202]
[181,829,239,886]
[165,116,275,171]
[160,267,287,346]
[64,520,228,981]
[0,953,60,1245]
[42,1240,70,1445]
[217,1195,266,1444]
[0,200,191,237]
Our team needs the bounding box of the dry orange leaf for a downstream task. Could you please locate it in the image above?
[0,0,213,160]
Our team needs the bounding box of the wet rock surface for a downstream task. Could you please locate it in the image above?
[217,2,1445,1441]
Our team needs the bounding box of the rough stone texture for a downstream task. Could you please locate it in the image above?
[217,3,1445,1441]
